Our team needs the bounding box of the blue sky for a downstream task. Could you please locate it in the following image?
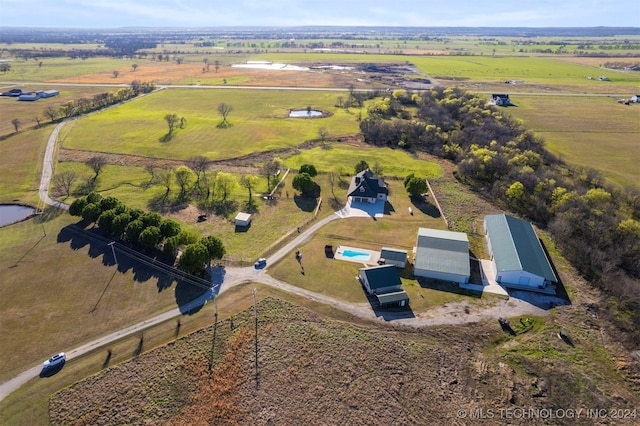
[1,0,638,28]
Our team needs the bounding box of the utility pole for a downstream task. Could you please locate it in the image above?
[107,241,118,265]
[209,297,218,372]
[253,288,258,383]
[36,211,46,236]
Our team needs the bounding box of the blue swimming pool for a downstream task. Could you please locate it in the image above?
[342,249,371,261]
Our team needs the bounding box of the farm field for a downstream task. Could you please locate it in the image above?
[1,30,639,424]
[9,297,633,425]
[505,95,640,187]
[411,56,640,92]
[0,86,120,138]
[61,88,361,160]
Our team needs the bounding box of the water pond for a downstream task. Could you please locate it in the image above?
[0,204,36,227]
[289,109,323,118]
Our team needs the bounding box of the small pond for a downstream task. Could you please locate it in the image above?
[289,109,323,118]
[0,204,36,227]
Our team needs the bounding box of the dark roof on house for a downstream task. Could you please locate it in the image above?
[484,214,557,282]
[359,264,401,290]
[380,247,408,262]
[415,228,470,276]
[376,290,409,305]
[492,94,510,98]
[348,169,388,199]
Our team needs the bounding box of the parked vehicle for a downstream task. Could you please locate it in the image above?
[43,352,66,368]
[254,258,267,269]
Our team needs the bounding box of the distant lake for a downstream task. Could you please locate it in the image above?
[0,205,36,227]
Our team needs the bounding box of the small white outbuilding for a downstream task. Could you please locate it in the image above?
[234,212,252,227]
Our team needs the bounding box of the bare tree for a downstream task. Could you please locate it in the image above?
[217,103,233,127]
[86,155,107,181]
[33,116,42,127]
[131,63,138,72]
[214,60,220,73]
[186,156,210,190]
[175,57,184,65]
[203,58,210,72]
[262,158,282,192]
[11,118,21,132]
[164,113,180,133]
[240,174,259,202]
[112,70,120,78]
[53,171,78,196]
[156,168,173,196]
[327,169,339,200]
[318,127,329,144]
[44,105,57,122]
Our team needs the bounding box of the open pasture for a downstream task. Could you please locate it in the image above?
[411,56,640,92]
[506,95,640,187]
[62,89,360,160]
[0,86,114,137]
[284,144,443,179]
[0,126,50,204]
[0,56,135,82]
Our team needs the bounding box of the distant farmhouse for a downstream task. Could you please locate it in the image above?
[484,213,557,291]
[413,228,471,284]
[347,169,388,203]
[490,94,512,106]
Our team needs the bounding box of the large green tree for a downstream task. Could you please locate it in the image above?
[354,160,369,174]
[405,176,428,197]
[178,242,209,274]
[292,172,314,195]
[299,164,318,177]
[201,235,226,264]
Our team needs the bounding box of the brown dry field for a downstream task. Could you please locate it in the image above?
[49,298,640,426]
[50,62,370,89]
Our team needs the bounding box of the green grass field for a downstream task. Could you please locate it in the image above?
[0,56,139,82]
[61,89,361,160]
[505,95,640,187]
[411,56,640,90]
[268,179,491,311]
[283,144,443,178]
[0,86,118,137]
[0,125,50,204]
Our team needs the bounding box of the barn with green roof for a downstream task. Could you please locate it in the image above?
[483,213,557,290]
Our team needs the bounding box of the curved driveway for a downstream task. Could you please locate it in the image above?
[0,87,557,403]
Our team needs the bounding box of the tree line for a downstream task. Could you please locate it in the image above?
[40,81,155,123]
[69,192,224,275]
[359,87,640,344]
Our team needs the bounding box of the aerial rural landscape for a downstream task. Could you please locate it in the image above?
[0,2,639,424]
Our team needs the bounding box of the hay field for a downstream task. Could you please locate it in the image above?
[506,95,640,187]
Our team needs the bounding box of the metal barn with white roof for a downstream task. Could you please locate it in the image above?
[413,228,470,284]
[484,214,557,290]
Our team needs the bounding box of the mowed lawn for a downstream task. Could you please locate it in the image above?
[269,180,484,312]
[506,96,640,187]
[0,56,137,82]
[62,89,361,160]
[284,144,443,178]
[0,213,183,383]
